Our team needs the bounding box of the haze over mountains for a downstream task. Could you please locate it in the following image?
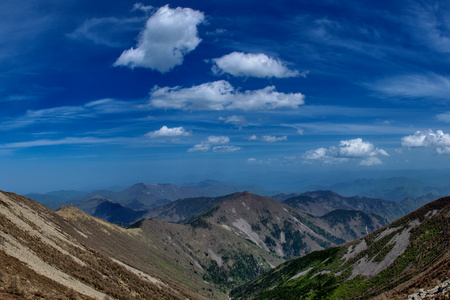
[3,178,449,299]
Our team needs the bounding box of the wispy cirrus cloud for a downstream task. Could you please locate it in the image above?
[0,136,129,150]
[303,138,388,165]
[114,5,205,72]
[407,3,450,54]
[1,99,139,130]
[218,115,247,128]
[68,17,144,48]
[367,73,450,100]
[149,80,305,111]
[248,135,287,143]
[211,52,303,78]
[188,136,240,152]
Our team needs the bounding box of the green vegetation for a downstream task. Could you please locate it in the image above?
[203,252,268,289]
[231,197,450,299]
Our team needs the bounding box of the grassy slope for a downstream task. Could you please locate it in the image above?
[231,196,450,299]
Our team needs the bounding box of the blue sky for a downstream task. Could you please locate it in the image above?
[2,0,450,193]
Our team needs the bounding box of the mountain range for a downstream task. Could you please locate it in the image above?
[0,188,393,299]
[231,196,450,299]
[275,190,439,222]
[3,184,448,299]
[304,176,450,201]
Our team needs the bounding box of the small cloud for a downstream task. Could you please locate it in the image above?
[149,80,305,111]
[145,126,190,138]
[218,115,247,128]
[188,136,239,153]
[296,128,304,135]
[205,28,228,36]
[213,145,241,152]
[132,3,154,12]
[211,52,301,78]
[248,135,287,143]
[303,138,388,166]
[401,129,450,154]
[260,135,287,143]
[436,112,450,123]
[114,5,205,73]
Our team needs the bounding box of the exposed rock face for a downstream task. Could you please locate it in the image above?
[0,190,203,299]
[231,196,450,300]
[408,279,450,299]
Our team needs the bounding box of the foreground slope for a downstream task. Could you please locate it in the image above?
[0,190,199,299]
[231,196,450,299]
[56,206,228,299]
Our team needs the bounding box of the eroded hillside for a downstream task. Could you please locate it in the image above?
[0,190,202,299]
[231,196,450,299]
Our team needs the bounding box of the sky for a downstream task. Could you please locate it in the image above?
[1,0,450,193]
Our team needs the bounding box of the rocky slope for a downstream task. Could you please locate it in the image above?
[231,196,450,299]
[146,191,389,259]
[0,190,200,299]
[189,192,346,260]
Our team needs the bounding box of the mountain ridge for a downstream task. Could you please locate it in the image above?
[231,196,450,299]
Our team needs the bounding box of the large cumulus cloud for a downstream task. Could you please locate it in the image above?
[401,129,450,154]
[114,5,204,72]
[303,138,389,165]
[149,80,305,111]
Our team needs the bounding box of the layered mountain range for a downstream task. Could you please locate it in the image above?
[2,184,448,299]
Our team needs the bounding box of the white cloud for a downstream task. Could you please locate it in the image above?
[360,157,382,166]
[303,138,388,165]
[219,115,247,127]
[249,135,287,143]
[409,4,450,54]
[368,73,450,99]
[207,136,229,144]
[132,3,154,12]
[149,80,305,111]
[212,145,241,152]
[436,112,450,123]
[401,129,450,154]
[303,147,347,164]
[145,126,190,138]
[0,137,128,150]
[1,99,138,130]
[336,138,386,158]
[211,52,302,78]
[114,5,205,72]
[188,135,240,152]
